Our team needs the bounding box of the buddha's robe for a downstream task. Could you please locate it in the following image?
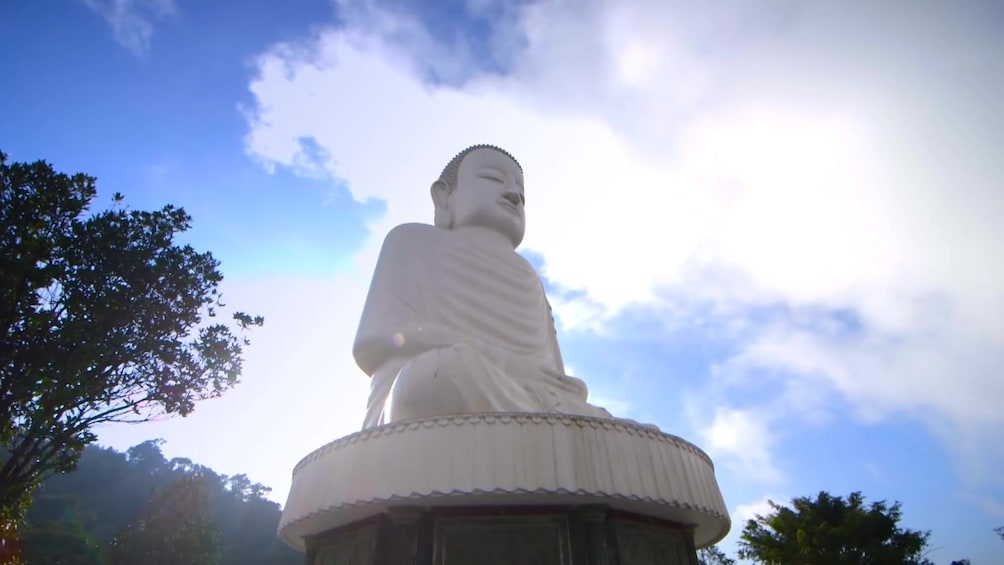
[354,223,611,429]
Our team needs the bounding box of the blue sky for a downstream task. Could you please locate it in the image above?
[4,0,1003,562]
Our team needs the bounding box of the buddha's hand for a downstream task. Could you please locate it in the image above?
[496,351,565,381]
[394,322,465,354]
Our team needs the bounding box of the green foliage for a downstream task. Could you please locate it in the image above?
[23,442,300,564]
[21,506,104,565]
[738,491,933,565]
[0,152,263,530]
[697,544,736,565]
[109,473,220,565]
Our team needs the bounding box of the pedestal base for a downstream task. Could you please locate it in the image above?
[280,413,729,562]
[306,504,700,565]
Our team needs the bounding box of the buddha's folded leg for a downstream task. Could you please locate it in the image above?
[526,374,613,419]
[385,344,539,423]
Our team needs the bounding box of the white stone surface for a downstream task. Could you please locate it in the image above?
[279,413,731,550]
[284,145,730,553]
[354,145,611,429]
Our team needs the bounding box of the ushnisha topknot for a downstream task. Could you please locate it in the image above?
[437,144,522,192]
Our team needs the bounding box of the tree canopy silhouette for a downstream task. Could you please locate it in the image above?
[738,491,937,564]
[697,545,735,565]
[109,472,220,564]
[23,441,299,564]
[0,151,262,538]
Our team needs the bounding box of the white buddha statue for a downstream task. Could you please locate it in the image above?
[354,144,612,429]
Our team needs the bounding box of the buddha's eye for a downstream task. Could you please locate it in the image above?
[478,174,504,184]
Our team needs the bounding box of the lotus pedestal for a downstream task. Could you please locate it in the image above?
[280,413,730,564]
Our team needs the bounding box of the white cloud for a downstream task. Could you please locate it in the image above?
[702,407,782,484]
[971,495,1004,519]
[241,0,1004,485]
[587,394,632,419]
[721,318,1004,484]
[97,275,372,502]
[82,0,175,55]
[733,495,781,530]
[705,494,786,559]
[863,463,882,483]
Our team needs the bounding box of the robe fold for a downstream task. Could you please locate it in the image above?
[354,223,610,428]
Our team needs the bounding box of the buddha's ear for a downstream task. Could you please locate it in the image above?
[431,180,452,228]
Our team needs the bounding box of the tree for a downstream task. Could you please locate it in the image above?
[0,152,262,535]
[23,441,300,563]
[222,473,272,502]
[697,544,735,565]
[20,522,103,565]
[738,491,933,564]
[20,493,103,565]
[996,525,1003,542]
[109,473,220,564]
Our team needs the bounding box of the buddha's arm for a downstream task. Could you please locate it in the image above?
[355,321,464,375]
[545,298,566,375]
[353,225,466,375]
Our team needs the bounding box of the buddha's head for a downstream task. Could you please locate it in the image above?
[431,144,526,248]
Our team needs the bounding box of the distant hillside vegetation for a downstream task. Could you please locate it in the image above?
[22,440,300,564]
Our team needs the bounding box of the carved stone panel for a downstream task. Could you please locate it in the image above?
[433,515,571,565]
[614,520,692,565]
[311,524,379,565]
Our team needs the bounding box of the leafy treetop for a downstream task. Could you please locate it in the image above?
[0,151,262,536]
[738,491,935,565]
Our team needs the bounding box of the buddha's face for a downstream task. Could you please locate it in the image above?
[449,147,526,247]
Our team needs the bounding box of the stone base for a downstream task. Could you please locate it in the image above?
[280,413,729,560]
[305,504,700,565]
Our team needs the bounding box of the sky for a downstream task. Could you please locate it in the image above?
[3,0,1003,561]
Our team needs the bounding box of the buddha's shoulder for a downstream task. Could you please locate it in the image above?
[381,223,447,250]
